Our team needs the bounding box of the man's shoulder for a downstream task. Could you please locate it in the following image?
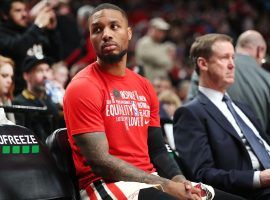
[0,25,16,37]
[175,96,203,116]
[70,64,99,84]
[66,64,104,97]
[184,93,205,107]
[235,54,270,84]
[126,68,148,82]
[13,93,26,104]
[235,54,258,70]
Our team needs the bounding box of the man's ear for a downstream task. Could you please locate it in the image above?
[127,27,132,41]
[256,46,261,62]
[197,57,208,72]
[256,46,265,64]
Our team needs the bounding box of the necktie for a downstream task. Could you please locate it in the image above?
[223,95,270,169]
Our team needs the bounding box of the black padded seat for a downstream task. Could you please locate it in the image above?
[0,124,72,199]
[46,128,80,200]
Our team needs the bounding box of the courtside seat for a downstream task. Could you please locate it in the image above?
[0,124,72,199]
[46,128,80,200]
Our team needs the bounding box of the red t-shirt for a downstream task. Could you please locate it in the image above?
[63,62,160,189]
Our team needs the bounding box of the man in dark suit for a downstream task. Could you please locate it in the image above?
[188,30,270,135]
[173,33,270,200]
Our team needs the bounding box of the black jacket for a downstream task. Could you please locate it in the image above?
[0,22,63,93]
[12,90,60,143]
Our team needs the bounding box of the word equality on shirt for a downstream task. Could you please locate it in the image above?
[106,104,150,117]
[0,135,38,145]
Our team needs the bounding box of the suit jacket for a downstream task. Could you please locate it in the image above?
[173,91,270,196]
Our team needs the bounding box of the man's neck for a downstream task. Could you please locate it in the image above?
[199,80,226,94]
[25,88,45,99]
[97,58,127,76]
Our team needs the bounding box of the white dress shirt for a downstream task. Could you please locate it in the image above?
[199,86,270,187]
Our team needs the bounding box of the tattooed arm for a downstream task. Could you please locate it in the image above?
[74,132,200,200]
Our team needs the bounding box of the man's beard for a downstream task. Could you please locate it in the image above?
[32,85,46,94]
[98,50,127,64]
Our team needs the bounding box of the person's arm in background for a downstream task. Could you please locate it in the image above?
[35,5,63,61]
[0,4,56,55]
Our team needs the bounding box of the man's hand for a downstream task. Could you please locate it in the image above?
[260,169,270,187]
[34,6,57,30]
[162,180,201,200]
[171,175,202,199]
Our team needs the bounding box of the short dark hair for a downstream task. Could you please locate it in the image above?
[90,3,128,24]
[190,33,233,75]
[0,0,25,20]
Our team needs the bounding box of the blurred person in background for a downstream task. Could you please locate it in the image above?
[66,4,97,77]
[46,61,69,107]
[188,30,270,135]
[13,55,60,143]
[30,0,80,60]
[0,55,15,124]
[0,0,63,94]
[135,17,175,82]
[159,89,181,121]
[152,76,173,95]
[176,80,191,103]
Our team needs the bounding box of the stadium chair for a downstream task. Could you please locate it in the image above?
[46,128,80,200]
[0,124,72,199]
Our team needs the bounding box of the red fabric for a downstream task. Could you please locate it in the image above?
[106,182,127,200]
[85,185,98,200]
[65,39,97,67]
[64,62,160,189]
[76,39,97,65]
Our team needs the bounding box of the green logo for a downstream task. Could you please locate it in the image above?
[113,89,121,98]
[1,145,40,154]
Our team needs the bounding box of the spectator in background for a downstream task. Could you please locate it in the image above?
[127,51,145,76]
[13,55,59,143]
[135,17,175,82]
[188,30,270,134]
[176,79,191,103]
[159,89,181,121]
[0,55,15,123]
[66,4,97,77]
[0,0,63,94]
[46,61,69,107]
[152,76,173,95]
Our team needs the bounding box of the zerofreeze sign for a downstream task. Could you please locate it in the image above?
[0,134,39,154]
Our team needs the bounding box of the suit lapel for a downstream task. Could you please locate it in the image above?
[197,92,243,142]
